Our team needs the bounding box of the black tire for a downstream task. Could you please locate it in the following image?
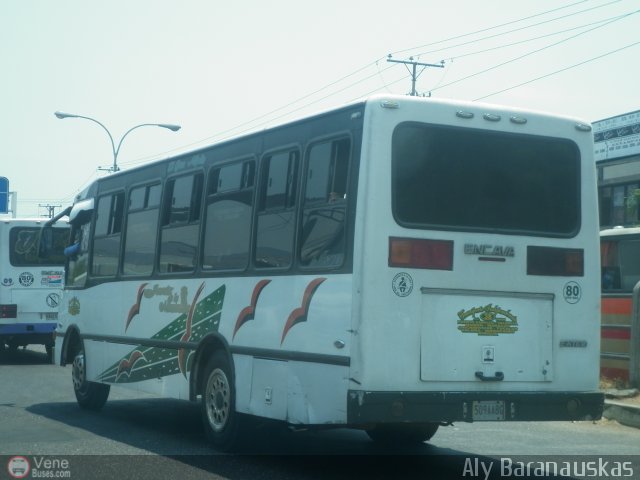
[72,346,110,411]
[366,423,439,445]
[201,350,247,451]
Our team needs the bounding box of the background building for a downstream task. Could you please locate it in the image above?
[595,109,640,228]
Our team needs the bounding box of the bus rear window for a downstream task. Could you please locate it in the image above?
[9,227,69,266]
[392,123,580,236]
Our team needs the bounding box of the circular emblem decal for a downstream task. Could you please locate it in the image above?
[392,272,414,297]
[563,281,581,304]
[7,456,30,479]
[46,293,60,308]
[18,272,34,287]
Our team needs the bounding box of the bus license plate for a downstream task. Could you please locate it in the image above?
[45,313,58,320]
[472,401,505,421]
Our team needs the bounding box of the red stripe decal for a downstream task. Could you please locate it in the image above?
[116,350,146,380]
[281,278,326,345]
[233,279,271,340]
[125,283,148,331]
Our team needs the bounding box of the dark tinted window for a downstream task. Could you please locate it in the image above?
[300,137,350,268]
[159,173,203,273]
[392,123,580,236]
[203,160,254,270]
[255,150,299,268]
[92,192,124,276]
[123,184,161,276]
[9,226,68,266]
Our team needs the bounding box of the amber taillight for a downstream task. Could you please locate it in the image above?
[389,237,454,270]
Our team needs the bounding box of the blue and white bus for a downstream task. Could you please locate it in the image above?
[1,217,68,361]
[50,95,603,450]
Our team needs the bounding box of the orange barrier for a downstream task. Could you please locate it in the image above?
[601,295,636,384]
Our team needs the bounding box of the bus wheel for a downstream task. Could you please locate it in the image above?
[366,423,439,445]
[72,347,110,411]
[201,351,246,452]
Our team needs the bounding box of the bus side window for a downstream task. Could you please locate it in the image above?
[158,173,203,273]
[255,149,299,269]
[67,222,91,287]
[91,192,124,277]
[299,137,350,268]
[202,160,254,271]
[123,184,161,276]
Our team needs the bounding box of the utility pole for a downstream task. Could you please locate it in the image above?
[39,204,61,219]
[387,54,444,96]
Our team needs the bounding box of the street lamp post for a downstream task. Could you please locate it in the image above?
[54,111,181,173]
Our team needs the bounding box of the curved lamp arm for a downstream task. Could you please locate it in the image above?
[54,111,181,173]
[114,123,181,171]
[55,111,116,167]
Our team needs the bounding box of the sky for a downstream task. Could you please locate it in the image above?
[1,0,638,217]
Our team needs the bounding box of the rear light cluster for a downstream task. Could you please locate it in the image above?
[0,304,18,319]
[527,246,584,277]
[389,237,454,270]
[388,237,584,276]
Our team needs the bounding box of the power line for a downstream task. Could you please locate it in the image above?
[114,1,631,170]
[390,0,598,56]
[474,40,640,101]
[407,0,624,59]
[121,4,611,163]
[442,11,635,62]
[430,9,638,94]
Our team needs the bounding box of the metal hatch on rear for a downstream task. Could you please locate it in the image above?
[420,288,553,383]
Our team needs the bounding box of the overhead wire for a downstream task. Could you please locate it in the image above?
[404,0,624,59]
[441,11,636,62]
[122,0,615,167]
[474,40,640,101]
[429,9,639,94]
[105,1,633,171]
[389,0,595,56]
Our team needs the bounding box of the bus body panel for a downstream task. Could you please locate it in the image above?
[58,273,353,423]
[349,97,601,422]
[0,219,68,352]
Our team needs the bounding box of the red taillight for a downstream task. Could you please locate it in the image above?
[389,237,453,270]
[0,304,17,319]
[527,246,584,276]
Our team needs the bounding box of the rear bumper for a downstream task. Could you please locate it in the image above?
[347,390,604,424]
[0,323,57,346]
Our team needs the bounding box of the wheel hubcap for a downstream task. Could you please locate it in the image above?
[205,368,230,432]
[72,352,86,391]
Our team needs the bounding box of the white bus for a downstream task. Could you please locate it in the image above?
[0,217,69,362]
[49,95,603,450]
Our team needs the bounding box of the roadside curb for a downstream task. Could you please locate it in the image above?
[603,400,640,429]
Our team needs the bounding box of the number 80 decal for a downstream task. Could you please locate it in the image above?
[563,281,581,304]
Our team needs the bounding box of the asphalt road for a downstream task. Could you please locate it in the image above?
[1,346,639,480]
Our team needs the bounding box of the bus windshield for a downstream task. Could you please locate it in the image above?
[392,123,580,236]
[9,226,68,266]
